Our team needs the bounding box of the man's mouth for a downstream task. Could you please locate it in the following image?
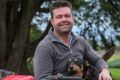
[58,22,70,26]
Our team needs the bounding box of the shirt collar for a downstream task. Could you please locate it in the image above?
[48,28,79,43]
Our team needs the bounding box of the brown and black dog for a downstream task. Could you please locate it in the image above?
[68,58,84,78]
[67,47,115,79]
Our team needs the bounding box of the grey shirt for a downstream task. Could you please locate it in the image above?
[33,28,108,80]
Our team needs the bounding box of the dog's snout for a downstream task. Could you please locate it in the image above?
[69,66,73,70]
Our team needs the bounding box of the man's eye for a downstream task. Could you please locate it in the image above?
[56,15,62,19]
[65,14,71,17]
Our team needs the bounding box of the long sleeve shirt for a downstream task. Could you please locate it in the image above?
[33,28,108,80]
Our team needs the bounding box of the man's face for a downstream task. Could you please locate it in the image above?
[51,7,74,34]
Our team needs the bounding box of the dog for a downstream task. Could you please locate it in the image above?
[67,58,84,78]
[67,47,115,80]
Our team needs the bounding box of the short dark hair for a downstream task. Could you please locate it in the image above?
[50,0,73,19]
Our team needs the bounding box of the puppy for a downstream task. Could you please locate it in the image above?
[68,58,84,78]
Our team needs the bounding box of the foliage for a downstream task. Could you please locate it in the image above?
[108,59,120,68]
[27,58,34,75]
[29,25,42,43]
[100,0,120,27]
[108,52,120,68]
[72,0,120,50]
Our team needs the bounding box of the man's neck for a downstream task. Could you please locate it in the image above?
[54,31,71,46]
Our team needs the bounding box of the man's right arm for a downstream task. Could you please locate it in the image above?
[33,45,54,80]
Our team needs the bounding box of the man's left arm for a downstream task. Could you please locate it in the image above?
[99,68,112,80]
[83,39,112,80]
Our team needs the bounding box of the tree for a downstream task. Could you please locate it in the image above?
[72,0,120,50]
[0,0,49,74]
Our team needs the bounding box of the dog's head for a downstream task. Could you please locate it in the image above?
[67,58,84,77]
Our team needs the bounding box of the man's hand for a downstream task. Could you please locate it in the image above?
[99,68,112,80]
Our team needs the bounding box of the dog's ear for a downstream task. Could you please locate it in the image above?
[102,47,115,61]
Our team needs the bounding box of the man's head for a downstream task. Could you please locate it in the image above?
[50,1,74,35]
[50,1,73,19]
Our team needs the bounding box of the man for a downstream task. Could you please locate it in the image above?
[33,1,112,80]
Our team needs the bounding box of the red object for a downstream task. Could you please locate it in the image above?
[2,74,34,80]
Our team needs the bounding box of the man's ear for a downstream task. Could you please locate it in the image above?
[50,19,54,27]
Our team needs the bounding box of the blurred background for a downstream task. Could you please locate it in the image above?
[0,0,120,79]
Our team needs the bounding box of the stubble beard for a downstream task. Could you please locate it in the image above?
[56,25,73,36]
[58,21,73,34]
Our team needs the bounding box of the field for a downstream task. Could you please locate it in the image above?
[106,50,120,80]
[110,68,120,80]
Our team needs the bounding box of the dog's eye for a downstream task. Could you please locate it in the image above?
[69,59,72,62]
[74,59,77,61]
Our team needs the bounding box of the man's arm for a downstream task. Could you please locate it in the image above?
[99,68,112,80]
[33,45,54,80]
[83,38,108,71]
[83,38,111,80]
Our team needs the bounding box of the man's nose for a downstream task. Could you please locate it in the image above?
[61,16,66,21]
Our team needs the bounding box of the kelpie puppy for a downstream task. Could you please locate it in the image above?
[68,58,84,78]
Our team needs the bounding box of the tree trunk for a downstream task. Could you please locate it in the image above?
[5,0,45,74]
[6,0,33,73]
[0,0,49,74]
[0,0,7,68]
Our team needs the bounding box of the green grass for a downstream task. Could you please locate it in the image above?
[110,68,120,80]
[108,55,120,62]
[108,53,120,80]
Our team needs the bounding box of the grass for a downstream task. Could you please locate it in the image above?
[107,52,120,80]
[108,55,120,62]
[97,50,120,80]
[110,68,120,80]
